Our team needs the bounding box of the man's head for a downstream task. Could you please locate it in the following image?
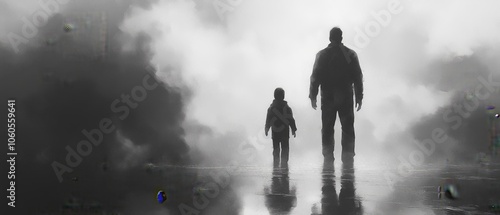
[274,87,285,100]
[329,27,343,43]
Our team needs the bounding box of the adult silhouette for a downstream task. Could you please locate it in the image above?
[309,27,364,163]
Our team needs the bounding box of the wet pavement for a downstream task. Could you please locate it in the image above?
[37,159,500,215]
[179,161,500,215]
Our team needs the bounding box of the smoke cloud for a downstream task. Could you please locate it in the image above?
[119,0,500,166]
[0,0,205,214]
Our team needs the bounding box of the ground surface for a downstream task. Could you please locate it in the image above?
[186,161,500,215]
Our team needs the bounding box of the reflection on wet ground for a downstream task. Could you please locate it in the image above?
[313,162,363,215]
[44,160,500,214]
[230,161,500,215]
[264,167,297,214]
[232,162,372,215]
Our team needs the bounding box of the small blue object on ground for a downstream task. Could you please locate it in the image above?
[157,190,167,204]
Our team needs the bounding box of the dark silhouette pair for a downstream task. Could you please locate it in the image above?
[265,27,364,166]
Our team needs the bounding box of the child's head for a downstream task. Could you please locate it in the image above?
[274,88,285,100]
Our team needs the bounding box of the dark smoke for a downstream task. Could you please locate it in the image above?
[0,0,241,214]
[374,51,500,172]
[401,53,500,165]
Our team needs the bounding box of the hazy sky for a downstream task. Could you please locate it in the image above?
[119,0,500,165]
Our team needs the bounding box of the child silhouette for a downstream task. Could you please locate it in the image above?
[265,88,297,167]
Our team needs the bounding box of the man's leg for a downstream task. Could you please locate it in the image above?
[281,138,290,166]
[339,99,355,163]
[322,100,337,161]
[272,138,280,167]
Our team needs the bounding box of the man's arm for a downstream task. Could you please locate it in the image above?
[352,53,364,110]
[264,107,272,136]
[309,52,323,109]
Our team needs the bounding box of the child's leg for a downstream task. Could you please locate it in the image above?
[272,138,280,166]
[281,138,289,164]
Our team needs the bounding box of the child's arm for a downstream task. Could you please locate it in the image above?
[287,106,297,137]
